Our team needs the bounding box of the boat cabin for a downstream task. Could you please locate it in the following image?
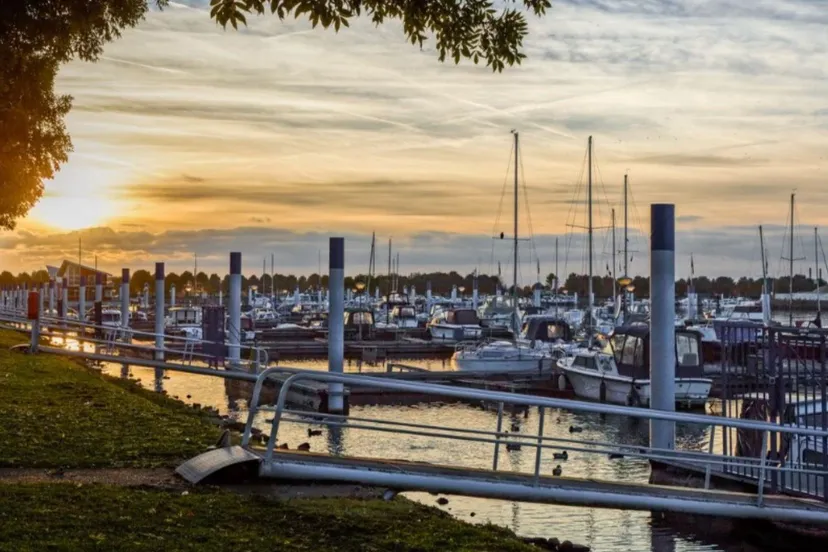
[431,308,480,326]
[607,324,703,379]
[521,316,573,343]
[168,306,201,327]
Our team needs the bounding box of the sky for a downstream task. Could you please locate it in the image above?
[2,0,827,281]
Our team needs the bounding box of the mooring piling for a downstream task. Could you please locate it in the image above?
[650,203,676,451]
[228,252,242,366]
[328,237,346,413]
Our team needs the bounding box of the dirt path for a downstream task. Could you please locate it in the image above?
[0,467,385,499]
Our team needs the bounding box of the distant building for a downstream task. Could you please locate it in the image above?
[55,261,113,302]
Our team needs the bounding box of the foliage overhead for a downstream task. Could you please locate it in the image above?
[0,1,168,230]
[209,0,551,72]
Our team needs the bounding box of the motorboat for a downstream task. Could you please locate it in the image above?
[428,308,483,342]
[453,339,549,372]
[166,306,202,340]
[452,316,579,373]
[387,305,419,329]
[558,324,712,408]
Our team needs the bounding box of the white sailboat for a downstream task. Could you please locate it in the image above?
[454,131,546,372]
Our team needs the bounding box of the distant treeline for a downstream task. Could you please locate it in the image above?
[0,270,822,298]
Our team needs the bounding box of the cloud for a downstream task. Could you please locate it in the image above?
[11,0,824,277]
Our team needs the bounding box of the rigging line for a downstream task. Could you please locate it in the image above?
[591,144,616,235]
[819,232,828,283]
[563,146,589,284]
[776,204,791,281]
[518,145,540,279]
[626,178,648,275]
[490,143,515,276]
[793,200,809,275]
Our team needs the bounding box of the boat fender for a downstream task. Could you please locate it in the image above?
[557,374,567,391]
[627,385,641,407]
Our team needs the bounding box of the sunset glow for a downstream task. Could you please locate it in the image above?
[5,0,827,278]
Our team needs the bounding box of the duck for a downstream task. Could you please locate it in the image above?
[552,451,568,460]
[552,465,563,476]
[307,428,323,437]
[296,442,311,452]
[506,443,522,452]
[277,443,289,450]
[510,422,520,432]
[569,425,583,433]
[608,452,624,460]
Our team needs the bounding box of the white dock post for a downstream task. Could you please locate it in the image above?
[650,204,676,451]
[761,279,772,325]
[38,283,45,316]
[79,276,86,323]
[95,274,102,304]
[120,269,130,328]
[426,281,432,312]
[228,252,242,366]
[143,284,150,310]
[248,285,253,306]
[533,283,542,308]
[451,285,457,301]
[687,291,697,321]
[472,276,479,310]
[61,283,68,319]
[294,285,300,307]
[120,269,131,378]
[155,263,165,362]
[219,288,223,307]
[328,237,345,413]
[170,284,176,308]
[48,280,55,315]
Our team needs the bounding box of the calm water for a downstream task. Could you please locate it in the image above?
[79,350,756,552]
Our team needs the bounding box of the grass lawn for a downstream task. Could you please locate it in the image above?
[0,329,220,468]
[0,329,541,551]
[0,484,535,551]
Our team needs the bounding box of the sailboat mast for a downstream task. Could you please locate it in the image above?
[512,130,519,331]
[612,208,616,300]
[790,193,795,325]
[555,236,559,315]
[759,225,767,289]
[587,136,594,334]
[816,227,821,314]
[624,173,629,278]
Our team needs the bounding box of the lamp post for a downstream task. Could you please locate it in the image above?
[617,277,632,323]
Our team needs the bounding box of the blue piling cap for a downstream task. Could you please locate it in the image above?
[155,262,165,280]
[80,275,86,286]
[329,237,344,270]
[650,204,675,252]
[95,273,103,285]
[122,268,130,282]
[230,252,242,275]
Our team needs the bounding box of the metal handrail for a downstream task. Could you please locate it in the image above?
[248,370,828,504]
[0,311,269,370]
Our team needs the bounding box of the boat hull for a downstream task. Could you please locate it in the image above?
[563,368,711,408]
[453,356,553,373]
[429,324,482,342]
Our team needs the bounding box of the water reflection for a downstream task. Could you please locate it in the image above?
[88,355,767,552]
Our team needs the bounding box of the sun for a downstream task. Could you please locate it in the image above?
[26,160,129,231]
[28,195,120,231]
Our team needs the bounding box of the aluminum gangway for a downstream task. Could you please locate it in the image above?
[178,368,828,524]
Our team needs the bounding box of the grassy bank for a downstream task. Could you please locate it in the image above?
[0,329,540,551]
[0,484,534,551]
[0,328,219,468]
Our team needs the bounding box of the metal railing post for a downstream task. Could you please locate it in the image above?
[704,426,716,490]
[493,401,504,471]
[757,430,769,506]
[534,407,545,482]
